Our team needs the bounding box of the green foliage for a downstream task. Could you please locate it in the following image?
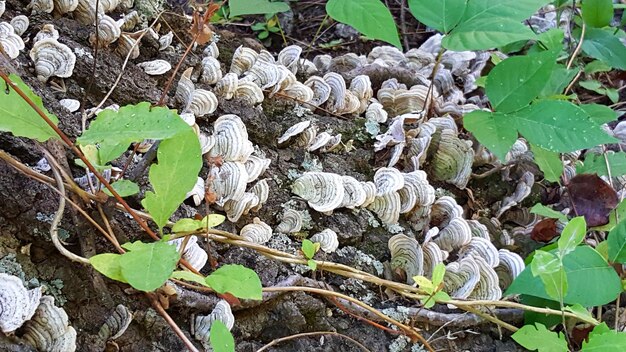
[326,0,401,48]
[103,179,140,197]
[582,330,626,351]
[577,152,626,177]
[579,80,619,103]
[530,144,563,183]
[171,214,226,233]
[210,320,235,352]
[512,323,568,352]
[581,28,626,70]
[580,103,619,125]
[301,239,319,270]
[251,15,281,41]
[607,218,626,263]
[407,0,465,33]
[0,74,59,142]
[228,0,290,17]
[558,217,587,257]
[170,270,209,287]
[581,0,614,28]
[205,264,263,300]
[90,240,180,292]
[530,204,568,222]
[412,263,451,308]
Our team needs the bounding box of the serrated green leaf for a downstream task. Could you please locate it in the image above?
[103,179,140,197]
[141,128,202,229]
[432,263,446,287]
[608,219,626,263]
[205,264,262,300]
[442,17,537,51]
[229,0,290,17]
[557,217,586,257]
[580,103,618,124]
[512,323,568,352]
[463,110,518,161]
[326,0,401,48]
[583,331,626,351]
[578,152,626,177]
[78,103,189,164]
[486,49,558,113]
[119,241,180,292]
[90,253,127,283]
[0,74,59,142]
[530,204,568,222]
[407,0,466,33]
[507,246,621,306]
[514,100,617,152]
[210,320,235,352]
[581,0,613,28]
[170,270,210,287]
[530,144,563,183]
[581,28,626,70]
[301,239,317,259]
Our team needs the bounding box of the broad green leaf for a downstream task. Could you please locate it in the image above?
[205,264,262,300]
[433,290,450,302]
[531,251,566,301]
[460,0,549,23]
[75,145,109,171]
[326,0,401,48]
[577,152,626,177]
[582,331,626,351]
[531,250,562,276]
[581,28,626,70]
[512,323,568,352]
[530,144,563,183]
[608,218,626,263]
[301,239,317,259]
[119,241,180,292]
[514,100,617,152]
[536,28,565,51]
[89,253,127,283]
[486,49,558,113]
[407,0,466,33]
[507,246,621,306]
[141,128,202,229]
[210,320,235,352]
[520,295,561,328]
[530,204,568,222]
[103,179,140,197]
[606,88,619,103]
[432,263,446,287]
[593,199,626,232]
[307,259,317,270]
[564,303,597,323]
[413,276,435,293]
[422,295,436,308]
[580,103,618,124]
[584,60,612,74]
[172,214,226,233]
[78,103,188,163]
[0,74,59,142]
[537,65,576,98]
[596,240,609,260]
[557,216,586,256]
[463,110,518,161]
[442,17,537,51]
[228,0,290,17]
[170,270,210,287]
[588,322,611,339]
[581,0,613,28]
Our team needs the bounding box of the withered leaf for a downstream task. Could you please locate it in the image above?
[567,174,618,227]
[531,218,558,242]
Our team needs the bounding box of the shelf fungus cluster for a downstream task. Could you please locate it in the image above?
[0,274,76,351]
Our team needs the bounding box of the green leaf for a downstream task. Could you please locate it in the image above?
[413,275,435,293]
[557,216,586,257]
[582,331,626,351]
[507,246,621,306]
[75,145,109,171]
[530,203,568,222]
[89,253,127,283]
[512,323,568,352]
[433,290,451,302]
[588,322,611,339]
[521,295,561,328]
[78,103,189,164]
[141,128,202,229]
[463,110,518,161]
[608,218,626,263]
[459,0,549,23]
[581,28,626,70]
[580,103,618,124]
[119,241,180,292]
[422,295,436,309]
[301,239,317,259]
[593,199,626,232]
[579,79,607,95]
[307,259,317,270]
[537,65,576,98]
[229,0,290,17]
[564,303,597,323]
[326,0,401,48]
[606,88,619,104]
[486,49,558,113]
[0,74,59,142]
[578,152,626,177]
[584,60,612,74]
[536,28,565,51]
[530,144,563,183]
[170,270,210,287]
[103,179,140,197]
[531,250,562,275]
[442,17,537,51]
[581,0,613,28]
[514,100,617,152]
[432,263,446,287]
[210,320,235,352]
[407,0,466,33]
[172,214,226,233]
[205,264,262,300]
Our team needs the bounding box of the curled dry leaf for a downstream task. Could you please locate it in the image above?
[531,218,558,242]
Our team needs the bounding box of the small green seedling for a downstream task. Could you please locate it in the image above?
[301,239,320,270]
[412,263,450,308]
[251,14,281,44]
